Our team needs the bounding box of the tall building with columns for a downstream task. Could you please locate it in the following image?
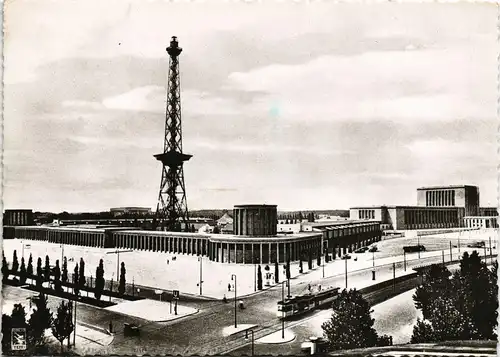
[350,184,497,230]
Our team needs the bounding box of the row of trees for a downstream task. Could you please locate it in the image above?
[411,251,498,342]
[2,293,74,354]
[3,251,128,300]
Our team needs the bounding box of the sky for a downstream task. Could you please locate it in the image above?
[3,1,498,212]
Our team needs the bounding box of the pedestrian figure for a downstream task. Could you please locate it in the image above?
[228,283,231,292]
[167,259,169,264]
[223,294,227,303]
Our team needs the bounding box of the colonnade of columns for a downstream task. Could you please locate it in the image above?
[114,233,208,256]
[13,224,383,265]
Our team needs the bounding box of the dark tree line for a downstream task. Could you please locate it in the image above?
[411,251,498,343]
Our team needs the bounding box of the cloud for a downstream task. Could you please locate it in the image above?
[224,45,495,122]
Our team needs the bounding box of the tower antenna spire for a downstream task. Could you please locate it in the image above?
[154,36,192,232]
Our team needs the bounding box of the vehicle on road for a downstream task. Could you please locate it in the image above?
[124,323,140,336]
[277,286,340,319]
[467,241,485,248]
[354,246,369,253]
[341,254,351,260]
[403,245,426,253]
[368,246,378,252]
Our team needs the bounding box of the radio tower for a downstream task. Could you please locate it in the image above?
[154,36,192,232]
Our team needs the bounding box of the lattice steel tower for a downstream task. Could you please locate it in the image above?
[154,36,192,232]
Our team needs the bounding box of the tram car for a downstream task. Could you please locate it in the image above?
[277,286,340,319]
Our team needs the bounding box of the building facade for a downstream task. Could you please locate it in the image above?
[416,185,479,216]
[3,209,34,226]
[109,207,152,217]
[351,185,496,230]
[11,220,381,264]
[233,205,277,237]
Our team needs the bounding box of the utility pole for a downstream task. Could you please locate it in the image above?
[254,264,256,292]
[442,250,445,266]
[73,300,77,347]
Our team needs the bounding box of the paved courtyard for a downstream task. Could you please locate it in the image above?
[3,228,496,299]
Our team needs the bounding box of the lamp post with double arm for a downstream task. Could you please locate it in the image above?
[231,274,237,328]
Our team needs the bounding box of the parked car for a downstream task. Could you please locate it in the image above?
[354,247,369,253]
[467,241,485,248]
[368,246,378,253]
[341,254,351,260]
[403,245,426,253]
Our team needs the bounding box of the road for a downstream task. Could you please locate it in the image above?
[101,252,469,355]
[4,251,492,355]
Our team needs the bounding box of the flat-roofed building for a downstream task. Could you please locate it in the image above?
[351,184,495,230]
[3,209,34,226]
[417,185,479,216]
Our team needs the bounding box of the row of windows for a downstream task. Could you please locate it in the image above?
[404,209,458,225]
[426,190,456,207]
[359,210,375,219]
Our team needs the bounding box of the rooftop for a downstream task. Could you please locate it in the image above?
[417,184,478,190]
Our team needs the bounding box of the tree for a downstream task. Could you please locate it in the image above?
[28,293,53,350]
[2,314,12,353]
[73,264,80,296]
[44,255,50,282]
[95,259,105,300]
[118,262,126,296]
[27,253,34,282]
[20,257,27,284]
[2,253,9,283]
[274,262,279,284]
[12,250,19,275]
[413,264,451,319]
[257,265,263,290]
[411,251,498,343]
[36,257,43,287]
[411,318,436,343]
[62,257,68,286]
[51,300,74,354]
[322,289,382,351]
[53,260,62,291]
[79,258,86,290]
[308,252,313,270]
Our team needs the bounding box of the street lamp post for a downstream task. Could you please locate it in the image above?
[403,251,406,271]
[198,257,203,296]
[344,258,348,289]
[254,264,256,292]
[281,280,288,339]
[60,244,64,265]
[489,236,492,265]
[458,231,461,253]
[449,241,452,262]
[392,262,396,291]
[231,274,237,328]
[245,329,255,356]
[372,250,376,280]
[106,249,134,281]
[417,235,421,259]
